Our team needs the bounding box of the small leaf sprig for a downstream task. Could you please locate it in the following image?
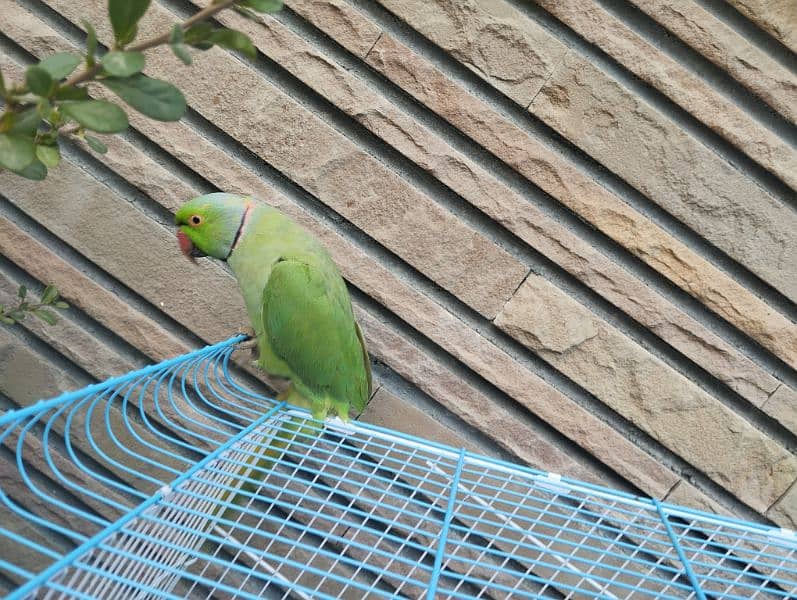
[0,0,282,181]
[1,284,69,326]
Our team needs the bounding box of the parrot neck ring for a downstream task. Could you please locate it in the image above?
[225,202,254,260]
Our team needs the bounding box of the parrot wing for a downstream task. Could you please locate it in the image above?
[261,258,370,416]
[355,321,372,403]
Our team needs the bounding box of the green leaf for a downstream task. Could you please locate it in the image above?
[207,29,257,58]
[0,133,36,171]
[101,51,145,77]
[239,0,283,12]
[184,23,213,46]
[8,310,25,321]
[26,66,54,97]
[83,20,98,65]
[38,52,81,80]
[61,100,129,133]
[36,145,61,168]
[84,135,108,154]
[170,43,192,65]
[8,109,41,135]
[0,316,15,325]
[102,74,186,121]
[54,85,90,101]
[41,285,59,305]
[32,308,57,325]
[12,159,47,180]
[234,5,262,21]
[18,285,27,299]
[170,24,183,45]
[108,0,151,46]
[55,301,70,309]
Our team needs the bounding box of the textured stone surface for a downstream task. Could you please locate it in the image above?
[725,0,797,53]
[0,329,83,406]
[0,270,140,379]
[495,275,797,513]
[361,388,479,451]
[2,0,795,538]
[286,0,381,57]
[763,385,797,436]
[3,4,690,498]
[530,51,797,305]
[767,482,797,528]
[534,0,797,190]
[664,480,730,516]
[377,0,568,105]
[366,33,797,366]
[46,0,527,320]
[0,162,248,343]
[355,308,605,486]
[627,0,797,122]
[209,1,788,410]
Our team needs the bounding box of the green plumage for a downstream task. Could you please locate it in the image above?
[175,193,373,513]
[175,193,372,421]
[227,204,371,419]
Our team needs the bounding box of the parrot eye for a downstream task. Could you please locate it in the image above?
[190,215,202,226]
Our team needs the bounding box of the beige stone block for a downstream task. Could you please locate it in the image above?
[365,33,797,367]
[1,6,685,498]
[629,0,797,121]
[0,271,138,377]
[664,480,729,516]
[361,388,479,452]
[377,0,568,105]
[0,219,191,364]
[355,309,606,486]
[534,0,797,190]
[38,0,527,320]
[0,163,248,343]
[530,51,797,305]
[725,0,797,53]
[209,2,786,412]
[763,385,797,436]
[767,481,797,529]
[287,0,381,57]
[495,274,797,513]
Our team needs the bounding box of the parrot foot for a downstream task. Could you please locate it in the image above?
[234,331,259,361]
[236,326,256,340]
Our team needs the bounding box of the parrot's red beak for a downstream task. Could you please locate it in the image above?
[177,230,197,264]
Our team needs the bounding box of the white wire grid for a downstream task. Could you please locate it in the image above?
[1,337,796,599]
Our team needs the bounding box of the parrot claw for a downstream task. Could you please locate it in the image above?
[234,333,259,360]
[237,326,256,340]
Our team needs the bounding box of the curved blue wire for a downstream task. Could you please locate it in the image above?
[155,353,233,445]
[41,391,128,515]
[218,345,277,407]
[120,366,197,468]
[61,388,148,501]
[198,346,263,419]
[98,370,184,480]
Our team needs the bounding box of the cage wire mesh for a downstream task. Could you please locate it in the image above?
[1,336,796,599]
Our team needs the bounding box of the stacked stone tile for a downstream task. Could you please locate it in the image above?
[0,0,795,542]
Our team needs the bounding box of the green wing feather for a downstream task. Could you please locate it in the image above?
[261,258,370,418]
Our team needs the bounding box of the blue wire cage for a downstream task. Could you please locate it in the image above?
[1,336,795,599]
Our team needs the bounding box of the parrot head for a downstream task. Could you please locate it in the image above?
[174,193,253,262]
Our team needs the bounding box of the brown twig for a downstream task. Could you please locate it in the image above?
[63,0,238,87]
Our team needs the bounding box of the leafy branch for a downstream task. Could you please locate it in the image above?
[1,0,282,328]
[0,0,282,181]
[1,284,69,326]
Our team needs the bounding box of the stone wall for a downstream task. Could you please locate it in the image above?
[1,0,795,536]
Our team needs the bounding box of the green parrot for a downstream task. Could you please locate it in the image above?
[174,193,372,502]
